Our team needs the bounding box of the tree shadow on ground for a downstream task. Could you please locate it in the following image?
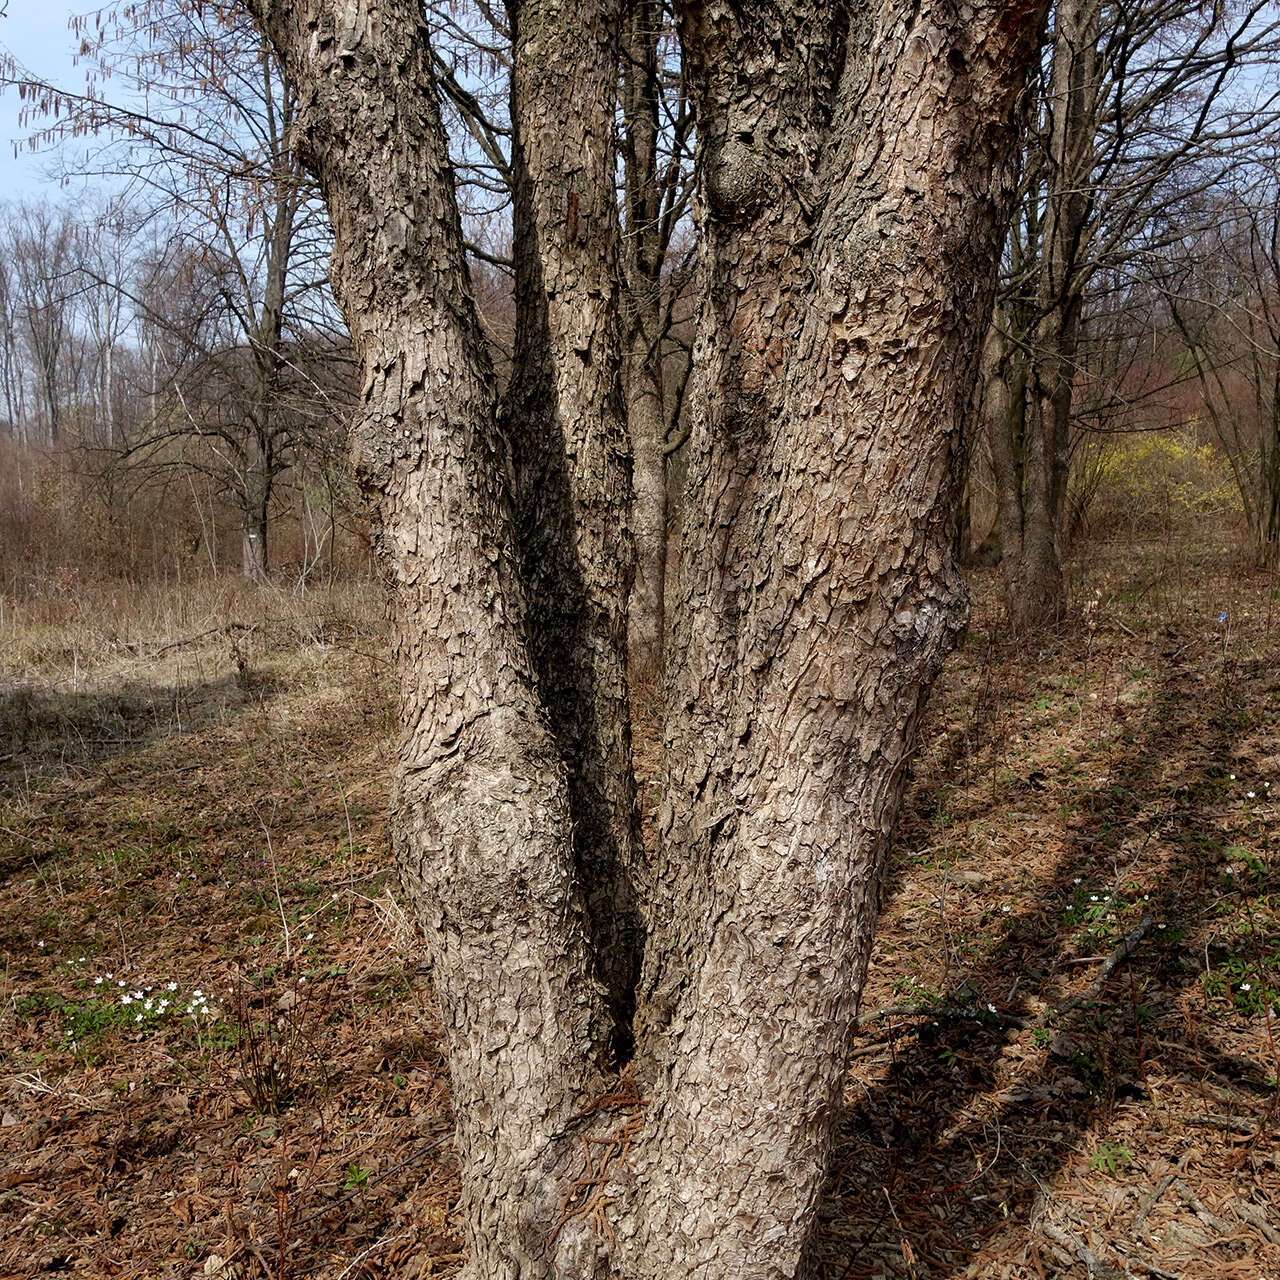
[812,620,1278,1278]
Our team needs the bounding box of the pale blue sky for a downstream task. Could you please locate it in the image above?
[0,2,89,197]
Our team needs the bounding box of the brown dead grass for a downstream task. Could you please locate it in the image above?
[0,528,1277,1279]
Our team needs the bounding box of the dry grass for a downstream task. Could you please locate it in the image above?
[0,576,454,1279]
[1,528,1278,1279]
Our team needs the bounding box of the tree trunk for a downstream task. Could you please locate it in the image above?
[241,428,272,583]
[620,0,669,695]
[996,0,1099,630]
[502,0,645,1044]
[245,0,1045,1275]
[244,5,626,1275]
[625,344,667,695]
[241,141,296,586]
[630,8,1044,1272]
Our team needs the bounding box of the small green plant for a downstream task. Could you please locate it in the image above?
[1204,948,1280,1017]
[343,1162,370,1192]
[1201,968,1227,999]
[1063,886,1121,943]
[1089,1142,1134,1176]
[1031,1027,1053,1048]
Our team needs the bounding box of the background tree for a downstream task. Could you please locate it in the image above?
[1164,178,1280,556]
[618,0,693,690]
[5,203,78,444]
[240,0,1046,1277]
[12,0,348,580]
[981,0,1279,628]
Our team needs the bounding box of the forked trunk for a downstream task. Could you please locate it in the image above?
[245,0,1045,1275]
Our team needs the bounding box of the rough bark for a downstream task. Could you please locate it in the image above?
[244,0,1045,1276]
[502,0,645,1043]
[628,9,1046,1275]
[243,4,620,1275]
[620,0,670,694]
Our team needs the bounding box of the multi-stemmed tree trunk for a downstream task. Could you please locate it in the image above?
[417,0,692,690]
[243,0,1044,1276]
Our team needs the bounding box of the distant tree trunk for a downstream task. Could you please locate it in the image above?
[100,335,116,447]
[245,0,1044,1275]
[994,0,1098,630]
[241,428,272,582]
[626,340,667,692]
[241,128,297,586]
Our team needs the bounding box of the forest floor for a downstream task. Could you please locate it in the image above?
[0,528,1277,1279]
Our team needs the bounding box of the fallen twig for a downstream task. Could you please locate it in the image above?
[151,621,257,655]
[1041,1223,1124,1279]
[1055,913,1153,1017]
[1132,1153,1188,1235]
[334,1232,407,1280]
[1183,1113,1258,1137]
[1233,1198,1280,1247]
[1174,1179,1232,1236]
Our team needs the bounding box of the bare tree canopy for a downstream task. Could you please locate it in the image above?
[981,0,1280,628]
[3,0,356,580]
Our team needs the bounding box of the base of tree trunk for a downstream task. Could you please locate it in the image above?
[1003,568,1066,633]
